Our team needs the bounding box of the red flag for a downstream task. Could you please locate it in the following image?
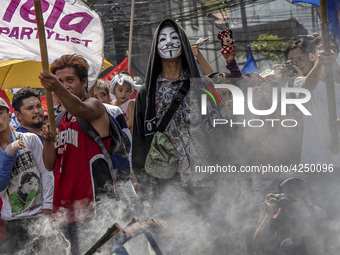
[40,95,49,116]
[101,57,130,83]
[0,90,14,113]
[40,95,48,110]
[130,88,137,99]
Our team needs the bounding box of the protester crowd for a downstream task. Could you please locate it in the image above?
[0,18,340,255]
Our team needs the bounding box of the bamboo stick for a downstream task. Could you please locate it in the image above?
[33,0,56,135]
[319,0,338,152]
[128,0,135,75]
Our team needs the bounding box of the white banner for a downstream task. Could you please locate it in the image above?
[0,0,104,89]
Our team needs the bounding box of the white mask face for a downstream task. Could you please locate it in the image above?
[157,27,182,59]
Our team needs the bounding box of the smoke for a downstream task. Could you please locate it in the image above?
[5,169,340,254]
[5,77,340,254]
[3,195,145,254]
[14,216,71,255]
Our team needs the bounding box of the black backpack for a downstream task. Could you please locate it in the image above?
[55,108,131,183]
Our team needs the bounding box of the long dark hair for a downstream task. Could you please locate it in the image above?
[17,172,39,202]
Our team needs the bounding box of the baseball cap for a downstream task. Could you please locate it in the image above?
[278,172,308,189]
[0,98,10,111]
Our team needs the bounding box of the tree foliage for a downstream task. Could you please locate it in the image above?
[81,0,96,8]
[250,34,293,62]
[203,0,228,14]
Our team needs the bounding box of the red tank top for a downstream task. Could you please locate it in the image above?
[53,115,112,224]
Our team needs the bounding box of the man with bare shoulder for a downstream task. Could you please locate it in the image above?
[39,54,116,255]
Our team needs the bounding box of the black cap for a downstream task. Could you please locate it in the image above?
[278,171,308,189]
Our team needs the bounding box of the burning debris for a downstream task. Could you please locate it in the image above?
[85,218,168,255]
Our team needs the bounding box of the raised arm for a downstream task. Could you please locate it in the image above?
[221,41,242,78]
[302,50,337,91]
[301,56,323,91]
[191,45,214,76]
[40,72,106,121]
[39,71,109,137]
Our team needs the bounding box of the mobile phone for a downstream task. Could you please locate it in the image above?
[218,28,233,54]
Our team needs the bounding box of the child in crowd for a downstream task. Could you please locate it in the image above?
[87,79,113,104]
[110,72,135,135]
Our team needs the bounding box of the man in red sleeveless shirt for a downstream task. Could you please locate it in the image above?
[39,54,112,255]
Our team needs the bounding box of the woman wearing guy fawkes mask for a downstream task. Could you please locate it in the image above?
[132,19,227,190]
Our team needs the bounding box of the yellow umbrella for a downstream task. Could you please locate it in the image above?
[0,59,113,90]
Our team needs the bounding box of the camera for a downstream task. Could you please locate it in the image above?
[282,60,298,77]
[272,193,293,208]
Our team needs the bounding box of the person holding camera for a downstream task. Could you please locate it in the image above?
[273,35,318,86]
[264,36,318,185]
[252,172,326,255]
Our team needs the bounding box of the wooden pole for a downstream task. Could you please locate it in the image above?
[319,0,338,153]
[128,0,135,75]
[33,0,56,135]
[84,223,120,255]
